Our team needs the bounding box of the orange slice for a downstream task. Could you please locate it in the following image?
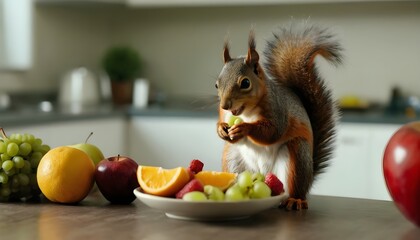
[137,165,190,197]
[194,171,237,191]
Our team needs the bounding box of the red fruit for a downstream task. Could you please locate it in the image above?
[186,168,195,180]
[95,155,139,204]
[188,159,204,174]
[383,121,420,227]
[175,179,204,199]
[265,173,284,196]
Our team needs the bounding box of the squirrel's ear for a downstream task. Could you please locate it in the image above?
[223,41,231,63]
[245,30,259,66]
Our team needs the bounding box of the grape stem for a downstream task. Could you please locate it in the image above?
[0,128,8,139]
[85,132,94,144]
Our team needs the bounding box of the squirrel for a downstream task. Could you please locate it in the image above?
[215,23,342,210]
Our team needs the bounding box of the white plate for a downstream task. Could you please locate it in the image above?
[134,188,288,221]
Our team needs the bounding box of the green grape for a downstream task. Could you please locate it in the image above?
[234,118,243,125]
[13,156,25,169]
[2,160,14,172]
[13,134,23,144]
[225,185,245,201]
[31,140,41,150]
[227,116,243,127]
[0,186,11,197]
[252,172,265,182]
[5,167,16,176]
[6,142,19,157]
[21,134,28,142]
[40,145,50,154]
[11,175,20,189]
[0,130,49,202]
[18,142,32,156]
[34,138,42,145]
[230,182,247,194]
[18,174,30,186]
[249,181,271,199]
[0,172,9,184]
[0,141,6,153]
[30,151,43,160]
[29,152,43,169]
[182,191,208,201]
[25,134,35,144]
[32,144,43,152]
[29,174,38,188]
[30,152,43,169]
[21,160,31,174]
[204,185,224,201]
[1,153,10,162]
[30,158,41,169]
[2,138,10,145]
[237,170,253,189]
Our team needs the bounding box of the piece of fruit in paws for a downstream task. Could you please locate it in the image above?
[264,173,284,196]
[175,179,204,199]
[227,116,243,127]
[187,159,204,174]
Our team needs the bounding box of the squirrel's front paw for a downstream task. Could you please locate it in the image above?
[228,123,249,142]
[217,122,231,141]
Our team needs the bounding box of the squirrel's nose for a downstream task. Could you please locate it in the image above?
[221,99,232,110]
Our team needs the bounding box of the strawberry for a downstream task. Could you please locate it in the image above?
[186,168,195,180]
[187,159,204,174]
[264,173,284,196]
[175,179,204,199]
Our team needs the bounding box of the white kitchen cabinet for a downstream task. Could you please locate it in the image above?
[311,122,401,201]
[128,116,224,171]
[0,0,33,70]
[5,117,127,159]
[311,123,372,199]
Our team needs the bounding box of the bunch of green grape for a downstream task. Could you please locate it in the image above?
[224,171,271,200]
[0,128,50,202]
[183,171,272,201]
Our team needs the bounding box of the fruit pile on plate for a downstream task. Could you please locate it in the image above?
[137,159,284,202]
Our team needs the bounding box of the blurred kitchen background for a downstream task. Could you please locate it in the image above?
[1,0,420,201]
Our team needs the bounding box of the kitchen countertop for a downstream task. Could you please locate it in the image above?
[0,193,418,240]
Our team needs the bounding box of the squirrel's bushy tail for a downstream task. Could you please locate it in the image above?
[264,23,343,177]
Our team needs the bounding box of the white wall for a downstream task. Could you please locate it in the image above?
[0,2,419,105]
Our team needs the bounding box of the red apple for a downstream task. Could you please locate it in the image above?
[95,155,139,204]
[383,121,420,227]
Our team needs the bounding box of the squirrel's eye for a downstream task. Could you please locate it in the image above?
[240,78,251,89]
[215,83,219,89]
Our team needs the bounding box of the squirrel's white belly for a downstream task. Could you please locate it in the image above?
[228,140,289,191]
